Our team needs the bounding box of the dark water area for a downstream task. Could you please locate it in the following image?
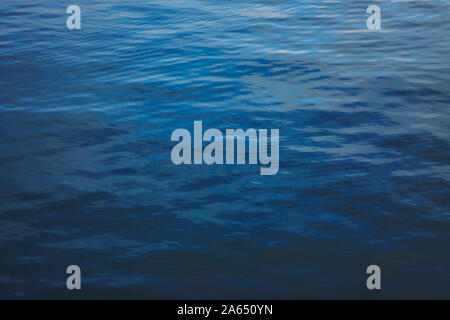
[0,0,449,299]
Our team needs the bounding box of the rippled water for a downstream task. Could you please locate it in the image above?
[0,0,449,298]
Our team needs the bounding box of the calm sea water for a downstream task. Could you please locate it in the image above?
[0,0,449,299]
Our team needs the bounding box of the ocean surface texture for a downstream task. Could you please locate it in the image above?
[0,0,449,299]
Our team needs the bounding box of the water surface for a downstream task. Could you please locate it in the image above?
[0,0,449,298]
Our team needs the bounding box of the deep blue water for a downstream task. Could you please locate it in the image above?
[0,0,449,299]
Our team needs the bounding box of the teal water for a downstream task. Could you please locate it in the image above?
[0,0,449,298]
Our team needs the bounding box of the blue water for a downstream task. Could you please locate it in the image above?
[0,0,449,299]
